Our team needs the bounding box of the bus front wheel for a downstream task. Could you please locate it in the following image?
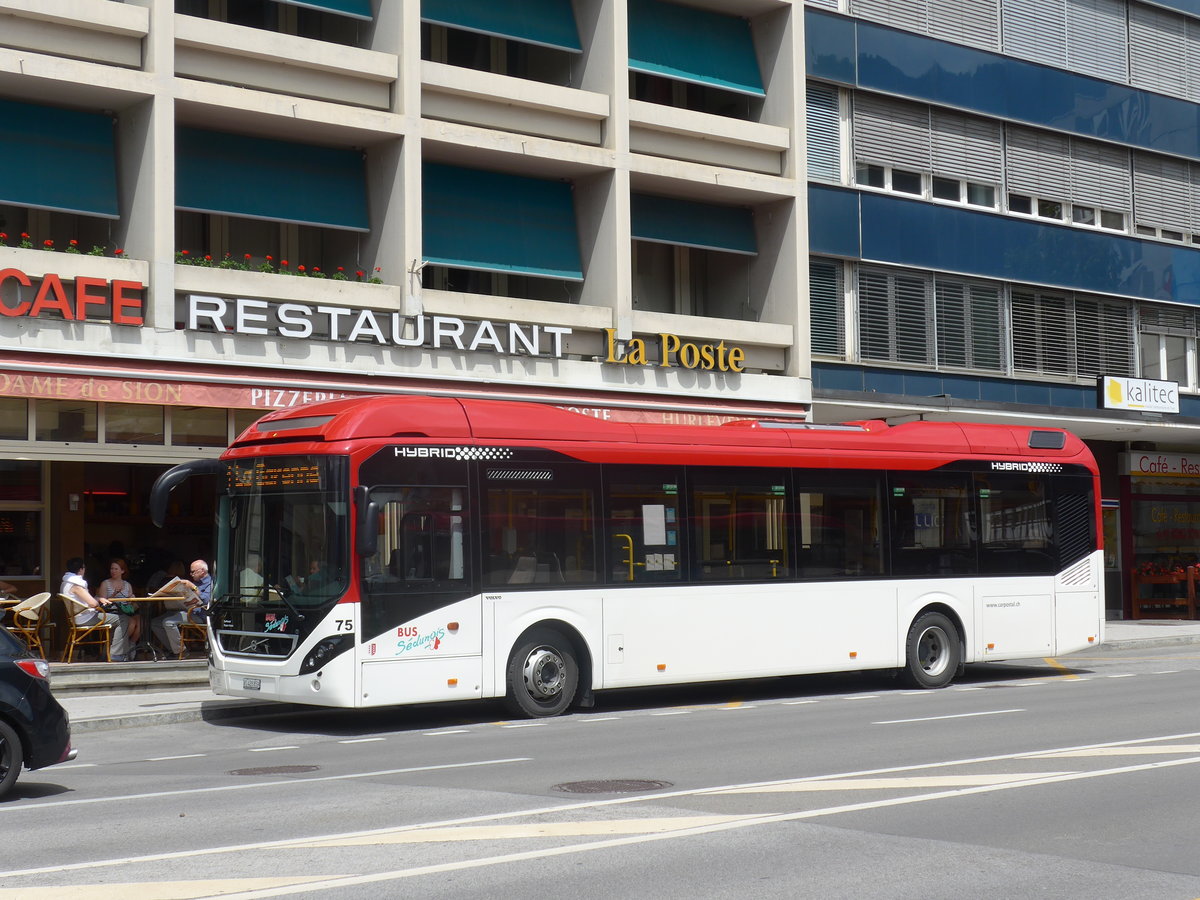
[901,612,960,689]
[504,629,579,718]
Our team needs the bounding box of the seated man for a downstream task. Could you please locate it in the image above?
[151,559,213,656]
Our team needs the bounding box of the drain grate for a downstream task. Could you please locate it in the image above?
[229,765,321,776]
[553,779,672,794]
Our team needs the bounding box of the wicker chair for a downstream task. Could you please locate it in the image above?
[7,592,52,659]
[59,594,115,663]
[177,620,209,659]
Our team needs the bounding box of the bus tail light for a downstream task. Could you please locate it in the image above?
[447,678,458,686]
[447,622,459,632]
[657,664,666,671]
[848,651,857,659]
[987,642,995,650]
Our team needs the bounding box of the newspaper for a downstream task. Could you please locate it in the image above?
[151,576,201,611]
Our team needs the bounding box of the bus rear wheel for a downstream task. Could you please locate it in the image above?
[901,612,960,689]
[504,629,579,718]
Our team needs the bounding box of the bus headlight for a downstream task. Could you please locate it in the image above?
[300,634,353,674]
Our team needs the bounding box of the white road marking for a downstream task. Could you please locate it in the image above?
[843,695,879,700]
[708,773,1072,794]
[184,755,1200,899]
[1107,673,1137,678]
[874,709,1024,725]
[53,764,96,770]
[651,711,689,716]
[12,732,1200,884]
[1027,744,1200,758]
[298,816,756,846]
[337,738,385,744]
[0,876,346,899]
[0,758,530,815]
[502,723,544,729]
[581,716,620,722]
[248,746,298,752]
[424,730,471,736]
[146,754,205,762]
[783,700,818,705]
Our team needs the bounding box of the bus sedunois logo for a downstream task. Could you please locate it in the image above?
[394,446,514,461]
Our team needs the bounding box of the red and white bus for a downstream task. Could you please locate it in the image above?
[151,395,1103,717]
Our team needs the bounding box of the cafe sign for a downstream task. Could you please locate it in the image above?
[0,267,144,325]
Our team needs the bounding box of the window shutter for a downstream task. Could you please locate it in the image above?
[1066,0,1128,83]
[935,279,1004,371]
[806,0,840,9]
[1140,303,1196,335]
[810,258,845,358]
[849,0,928,35]
[1001,0,1067,69]
[931,110,1003,183]
[807,84,841,183]
[852,94,932,172]
[1074,295,1135,377]
[1011,289,1076,376]
[1133,153,1192,233]
[1129,5,1189,99]
[929,0,1001,50]
[858,267,933,365]
[1070,138,1131,212]
[1006,126,1070,199]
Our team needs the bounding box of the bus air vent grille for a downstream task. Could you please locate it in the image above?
[1057,556,1093,588]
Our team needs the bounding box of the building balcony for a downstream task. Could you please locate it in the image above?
[0,0,147,69]
[628,100,789,175]
[421,61,608,146]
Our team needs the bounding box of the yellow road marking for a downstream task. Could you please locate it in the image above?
[1042,657,1080,679]
[708,773,1072,793]
[1028,744,1200,758]
[0,876,340,899]
[297,815,756,847]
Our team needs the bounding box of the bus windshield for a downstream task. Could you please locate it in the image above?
[219,456,350,612]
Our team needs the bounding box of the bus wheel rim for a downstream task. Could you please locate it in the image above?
[918,626,950,677]
[523,647,565,698]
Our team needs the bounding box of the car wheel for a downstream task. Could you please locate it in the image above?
[0,719,22,798]
[504,628,579,718]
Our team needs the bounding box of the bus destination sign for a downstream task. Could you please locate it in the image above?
[229,460,322,491]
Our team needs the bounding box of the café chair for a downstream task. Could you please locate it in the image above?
[8,592,52,659]
[177,620,209,659]
[59,594,115,663]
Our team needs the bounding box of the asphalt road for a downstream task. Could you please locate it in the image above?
[3,645,1200,899]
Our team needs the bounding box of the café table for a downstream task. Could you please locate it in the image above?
[114,596,176,661]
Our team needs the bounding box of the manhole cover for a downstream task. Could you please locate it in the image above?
[553,779,672,794]
[229,765,321,776]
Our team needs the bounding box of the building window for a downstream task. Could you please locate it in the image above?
[1139,305,1195,389]
[809,258,845,359]
[0,399,27,441]
[175,0,365,47]
[423,266,581,304]
[422,24,576,86]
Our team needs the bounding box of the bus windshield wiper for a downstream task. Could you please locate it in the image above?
[261,583,306,623]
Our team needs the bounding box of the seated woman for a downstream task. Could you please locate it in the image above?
[60,557,131,662]
[96,557,141,645]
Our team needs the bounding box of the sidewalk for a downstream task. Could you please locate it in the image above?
[55,618,1200,733]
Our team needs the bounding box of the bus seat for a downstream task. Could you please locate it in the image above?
[508,556,537,584]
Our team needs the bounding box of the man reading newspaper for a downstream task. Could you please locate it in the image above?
[151,559,212,656]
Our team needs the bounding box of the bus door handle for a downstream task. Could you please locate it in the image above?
[614,533,636,582]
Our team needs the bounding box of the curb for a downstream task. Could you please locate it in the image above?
[70,701,308,733]
[1098,633,1200,651]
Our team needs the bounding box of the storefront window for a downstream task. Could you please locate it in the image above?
[0,398,26,439]
[36,400,97,442]
[106,403,164,444]
[0,461,40,501]
[172,406,228,447]
[0,511,40,577]
[233,409,263,438]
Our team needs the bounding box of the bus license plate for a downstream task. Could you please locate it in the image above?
[243,677,261,691]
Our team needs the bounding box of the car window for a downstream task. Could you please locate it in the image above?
[0,625,26,656]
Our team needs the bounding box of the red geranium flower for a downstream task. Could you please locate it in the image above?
[281,259,289,267]
[115,248,125,256]
[43,239,53,248]
[298,265,306,273]
[356,270,364,278]
[0,232,8,241]
[266,255,274,262]
[204,255,212,261]
[69,239,78,247]
[244,253,251,260]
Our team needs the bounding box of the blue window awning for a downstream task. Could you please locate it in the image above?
[628,0,764,97]
[423,163,583,281]
[631,194,757,255]
[278,0,373,20]
[0,99,118,219]
[176,128,369,232]
[422,0,581,52]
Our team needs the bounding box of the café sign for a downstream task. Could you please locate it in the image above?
[0,267,144,324]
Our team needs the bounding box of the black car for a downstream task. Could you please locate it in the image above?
[0,625,75,798]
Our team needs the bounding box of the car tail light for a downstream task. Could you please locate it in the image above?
[15,658,50,680]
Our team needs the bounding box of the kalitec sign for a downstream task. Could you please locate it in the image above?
[0,268,144,324]
[1100,375,1179,414]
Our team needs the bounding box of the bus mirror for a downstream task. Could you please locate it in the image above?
[149,459,226,528]
[355,486,379,557]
